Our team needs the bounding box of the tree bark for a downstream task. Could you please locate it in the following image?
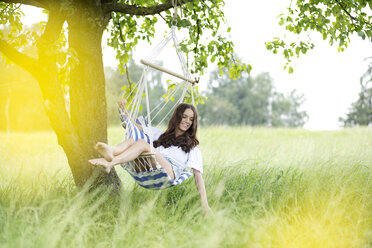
[66,5,122,190]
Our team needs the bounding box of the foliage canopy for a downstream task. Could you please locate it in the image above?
[266,0,372,73]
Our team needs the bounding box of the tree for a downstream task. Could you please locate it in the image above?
[202,70,274,126]
[0,23,57,132]
[266,0,372,73]
[339,59,372,126]
[198,95,239,125]
[0,1,249,189]
[198,70,308,127]
[270,90,308,127]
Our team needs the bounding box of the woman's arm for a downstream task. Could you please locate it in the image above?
[193,169,211,215]
[117,99,143,131]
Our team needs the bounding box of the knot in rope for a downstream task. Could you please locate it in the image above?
[171,0,183,26]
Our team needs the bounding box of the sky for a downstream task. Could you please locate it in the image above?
[21,1,372,130]
[220,1,372,130]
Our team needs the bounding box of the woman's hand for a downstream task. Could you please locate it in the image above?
[117,99,127,108]
[118,99,129,116]
[203,205,213,216]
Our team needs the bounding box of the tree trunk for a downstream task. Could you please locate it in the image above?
[22,4,122,190]
[32,45,121,190]
[66,8,122,190]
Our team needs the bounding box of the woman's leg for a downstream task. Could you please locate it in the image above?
[113,138,136,156]
[94,138,135,162]
[89,139,175,179]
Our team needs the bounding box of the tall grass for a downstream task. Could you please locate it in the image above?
[0,127,371,247]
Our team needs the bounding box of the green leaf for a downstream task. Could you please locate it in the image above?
[358,31,366,40]
[179,19,191,27]
[123,53,129,63]
[295,46,300,56]
[365,30,372,40]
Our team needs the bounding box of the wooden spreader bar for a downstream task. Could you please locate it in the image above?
[140,59,196,84]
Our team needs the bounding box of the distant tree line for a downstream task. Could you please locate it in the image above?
[339,59,372,127]
[105,61,308,127]
[0,57,310,130]
[197,69,308,127]
[5,54,372,131]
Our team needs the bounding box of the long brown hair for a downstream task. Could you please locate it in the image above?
[153,103,199,153]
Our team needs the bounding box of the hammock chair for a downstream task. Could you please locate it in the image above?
[118,3,198,190]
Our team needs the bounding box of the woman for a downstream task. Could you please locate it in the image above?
[89,101,211,214]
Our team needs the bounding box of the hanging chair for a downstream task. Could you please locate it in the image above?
[118,5,198,190]
[118,112,194,190]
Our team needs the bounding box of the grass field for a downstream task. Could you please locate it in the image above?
[0,127,371,247]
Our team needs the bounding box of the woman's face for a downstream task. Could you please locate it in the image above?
[178,108,194,133]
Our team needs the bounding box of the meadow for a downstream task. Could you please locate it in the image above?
[0,127,371,248]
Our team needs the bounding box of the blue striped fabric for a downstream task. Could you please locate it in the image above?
[118,107,194,190]
[125,115,151,144]
[122,164,194,190]
[118,107,150,144]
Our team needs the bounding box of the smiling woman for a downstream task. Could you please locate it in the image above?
[89,101,211,214]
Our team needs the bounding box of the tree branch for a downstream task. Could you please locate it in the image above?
[334,0,372,29]
[37,7,65,50]
[0,39,39,73]
[0,0,48,9]
[334,0,357,21]
[115,21,133,91]
[158,12,167,22]
[103,0,193,16]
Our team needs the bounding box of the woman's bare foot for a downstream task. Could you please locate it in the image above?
[94,142,114,162]
[88,158,112,174]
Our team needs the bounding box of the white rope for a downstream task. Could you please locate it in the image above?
[152,81,187,126]
[190,84,195,106]
[171,26,192,80]
[172,0,178,24]
[123,68,148,139]
[128,72,144,119]
[179,83,188,104]
[149,80,185,119]
[144,69,154,153]
[122,3,198,142]
[127,74,141,115]
[144,32,173,63]
[158,83,188,126]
